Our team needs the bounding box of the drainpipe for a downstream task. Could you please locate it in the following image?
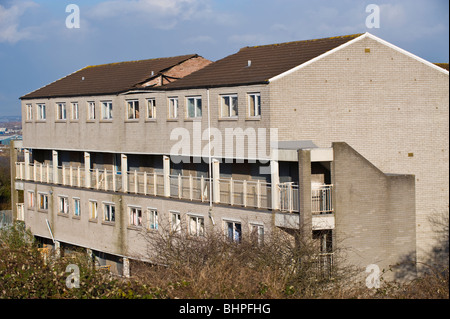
[207,88,215,225]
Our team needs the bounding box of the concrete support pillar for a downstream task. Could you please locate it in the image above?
[9,141,20,220]
[271,159,280,210]
[52,150,58,184]
[298,149,312,240]
[212,158,220,203]
[121,154,128,192]
[84,152,91,188]
[24,149,31,180]
[163,155,170,197]
[54,240,61,259]
[123,257,130,278]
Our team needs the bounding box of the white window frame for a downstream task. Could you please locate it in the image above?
[56,102,67,120]
[168,97,178,119]
[170,211,181,233]
[58,195,69,214]
[220,94,238,118]
[89,200,98,220]
[250,223,264,245]
[103,202,115,222]
[26,104,33,121]
[27,190,35,208]
[101,101,113,120]
[188,215,205,237]
[147,98,156,119]
[186,96,202,119]
[37,103,46,120]
[224,220,242,243]
[127,100,139,120]
[129,206,142,227]
[247,93,261,118]
[148,208,158,230]
[73,197,81,217]
[71,102,79,120]
[38,192,48,210]
[87,101,96,120]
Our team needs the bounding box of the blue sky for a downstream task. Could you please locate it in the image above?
[0,0,448,116]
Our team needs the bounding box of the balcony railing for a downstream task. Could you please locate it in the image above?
[311,184,333,214]
[15,162,333,214]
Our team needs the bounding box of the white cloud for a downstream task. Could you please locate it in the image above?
[87,0,209,29]
[0,1,38,43]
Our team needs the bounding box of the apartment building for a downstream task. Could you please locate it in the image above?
[11,33,448,280]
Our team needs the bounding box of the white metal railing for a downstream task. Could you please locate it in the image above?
[15,162,307,212]
[311,184,333,214]
[169,174,210,202]
[279,182,299,213]
[218,178,272,210]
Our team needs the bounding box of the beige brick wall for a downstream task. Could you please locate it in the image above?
[269,36,449,265]
[22,84,271,161]
[23,182,273,261]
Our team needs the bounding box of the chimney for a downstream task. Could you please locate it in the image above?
[247,60,252,67]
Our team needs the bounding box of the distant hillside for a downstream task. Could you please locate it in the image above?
[0,115,21,123]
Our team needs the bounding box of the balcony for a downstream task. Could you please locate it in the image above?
[15,162,333,216]
[16,162,281,211]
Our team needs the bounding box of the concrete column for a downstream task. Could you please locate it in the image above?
[163,155,170,197]
[271,160,280,210]
[54,240,61,259]
[84,152,91,188]
[121,154,128,192]
[24,149,31,180]
[9,141,20,220]
[52,150,58,184]
[212,158,220,203]
[298,149,312,240]
[123,257,130,278]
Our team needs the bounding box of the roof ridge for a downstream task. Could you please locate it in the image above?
[81,54,198,70]
[239,33,364,51]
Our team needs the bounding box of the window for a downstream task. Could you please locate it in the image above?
[56,103,67,120]
[58,196,69,214]
[71,102,79,120]
[170,211,181,233]
[225,220,242,243]
[220,94,238,118]
[248,93,261,118]
[147,98,156,119]
[38,193,48,210]
[103,203,115,222]
[189,215,205,237]
[27,191,35,208]
[101,101,113,120]
[37,104,46,120]
[129,206,142,226]
[73,198,80,217]
[186,96,202,118]
[26,104,33,121]
[87,102,96,120]
[168,97,178,119]
[148,209,158,230]
[89,200,98,220]
[127,100,139,119]
[251,224,264,245]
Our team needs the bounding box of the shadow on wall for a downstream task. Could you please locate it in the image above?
[393,210,449,281]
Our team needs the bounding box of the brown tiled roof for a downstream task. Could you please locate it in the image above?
[435,63,449,71]
[162,34,363,90]
[21,54,198,99]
